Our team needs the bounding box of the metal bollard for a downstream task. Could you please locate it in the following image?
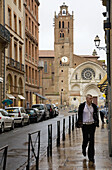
[72,115,74,131]
[57,121,60,146]
[47,124,52,157]
[62,118,65,141]
[69,116,71,134]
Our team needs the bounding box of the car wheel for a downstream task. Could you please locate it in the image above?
[11,121,14,130]
[1,123,4,133]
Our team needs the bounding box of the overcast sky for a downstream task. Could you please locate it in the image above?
[39,0,106,61]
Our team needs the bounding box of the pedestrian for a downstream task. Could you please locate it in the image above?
[100,110,105,123]
[77,94,99,164]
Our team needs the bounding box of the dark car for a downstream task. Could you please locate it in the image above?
[46,104,55,118]
[25,108,41,123]
[32,104,49,119]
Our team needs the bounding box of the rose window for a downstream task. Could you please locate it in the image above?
[81,68,95,80]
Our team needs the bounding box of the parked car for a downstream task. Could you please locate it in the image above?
[32,104,49,119]
[25,108,42,123]
[46,104,55,118]
[0,109,14,133]
[5,107,29,126]
[52,104,59,116]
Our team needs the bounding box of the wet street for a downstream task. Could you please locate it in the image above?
[0,109,74,170]
[39,119,112,170]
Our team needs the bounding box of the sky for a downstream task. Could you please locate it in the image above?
[39,0,106,61]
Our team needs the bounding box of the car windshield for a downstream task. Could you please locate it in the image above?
[32,105,44,110]
[46,104,50,109]
[26,109,35,114]
[6,108,19,113]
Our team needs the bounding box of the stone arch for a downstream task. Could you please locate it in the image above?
[18,77,23,94]
[7,74,13,94]
[83,84,100,96]
[70,61,105,82]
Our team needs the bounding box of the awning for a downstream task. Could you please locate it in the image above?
[18,95,25,100]
[6,94,15,99]
[34,93,47,100]
[97,74,108,92]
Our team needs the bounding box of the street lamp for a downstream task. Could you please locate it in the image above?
[94,35,106,50]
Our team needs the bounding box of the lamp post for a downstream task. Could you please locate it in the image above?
[94,35,106,51]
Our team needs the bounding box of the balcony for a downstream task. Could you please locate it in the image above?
[38,60,44,70]
[0,24,10,43]
[7,57,24,72]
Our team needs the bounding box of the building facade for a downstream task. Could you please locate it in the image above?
[5,0,25,107]
[0,0,10,107]
[39,3,106,108]
[24,0,40,108]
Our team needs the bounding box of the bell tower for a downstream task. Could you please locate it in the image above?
[54,3,74,105]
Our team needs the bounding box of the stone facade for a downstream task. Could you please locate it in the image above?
[5,0,25,106]
[0,0,10,107]
[24,0,40,108]
[39,3,106,108]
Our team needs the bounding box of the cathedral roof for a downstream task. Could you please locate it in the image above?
[77,55,100,59]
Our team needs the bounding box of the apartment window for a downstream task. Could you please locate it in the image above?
[32,68,34,84]
[35,47,37,63]
[35,26,37,38]
[32,0,33,11]
[32,44,34,62]
[68,22,69,28]
[44,61,47,73]
[8,8,11,27]
[25,38,28,54]
[35,5,36,16]
[19,46,22,64]
[25,14,28,28]
[14,43,17,61]
[19,20,21,36]
[59,21,61,28]
[26,65,28,82]
[29,67,31,83]
[14,14,17,32]
[35,70,37,84]
[18,0,21,10]
[8,38,12,58]
[29,41,31,56]
[32,22,34,35]
[29,18,31,31]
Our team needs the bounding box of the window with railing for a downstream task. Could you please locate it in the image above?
[25,13,28,28]
[32,68,34,84]
[35,70,37,84]
[29,67,31,83]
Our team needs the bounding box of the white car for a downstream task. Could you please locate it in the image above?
[5,107,29,126]
[52,104,59,116]
[0,109,14,133]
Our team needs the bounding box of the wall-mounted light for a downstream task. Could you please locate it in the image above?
[94,35,106,51]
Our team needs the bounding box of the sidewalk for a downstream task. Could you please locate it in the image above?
[39,122,112,170]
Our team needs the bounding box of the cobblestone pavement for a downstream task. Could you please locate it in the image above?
[38,121,112,170]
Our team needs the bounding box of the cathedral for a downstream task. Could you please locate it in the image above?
[39,3,106,108]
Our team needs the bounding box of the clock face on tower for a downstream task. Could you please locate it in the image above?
[61,56,68,63]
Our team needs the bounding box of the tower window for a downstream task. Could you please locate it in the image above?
[68,29,69,33]
[62,33,64,37]
[62,21,64,28]
[61,70,63,72]
[60,33,61,37]
[59,21,61,28]
[61,80,63,82]
[61,89,63,91]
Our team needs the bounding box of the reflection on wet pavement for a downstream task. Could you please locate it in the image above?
[38,122,112,170]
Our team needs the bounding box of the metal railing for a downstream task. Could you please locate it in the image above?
[7,57,24,72]
[0,145,8,170]
[26,131,40,170]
